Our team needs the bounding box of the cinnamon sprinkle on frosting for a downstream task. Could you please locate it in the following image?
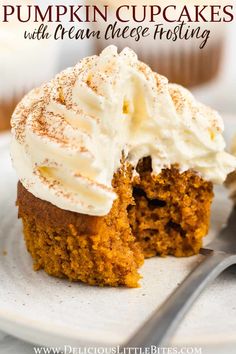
[11,45,236,216]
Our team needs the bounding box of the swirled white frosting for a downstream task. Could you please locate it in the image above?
[11,46,236,216]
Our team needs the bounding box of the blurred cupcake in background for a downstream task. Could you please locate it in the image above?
[0,0,58,131]
[90,0,230,88]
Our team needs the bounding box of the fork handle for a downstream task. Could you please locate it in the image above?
[125,251,236,347]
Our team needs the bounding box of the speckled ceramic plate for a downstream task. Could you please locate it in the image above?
[0,116,236,349]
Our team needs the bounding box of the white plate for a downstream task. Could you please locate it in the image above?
[0,116,236,349]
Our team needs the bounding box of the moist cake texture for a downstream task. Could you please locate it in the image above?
[17,157,213,287]
[11,46,236,287]
[129,158,213,258]
[17,163,144,288]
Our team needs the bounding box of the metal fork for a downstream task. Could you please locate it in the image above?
[125,208,236,347]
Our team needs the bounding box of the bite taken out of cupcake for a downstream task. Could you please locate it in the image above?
[11,46,236,287]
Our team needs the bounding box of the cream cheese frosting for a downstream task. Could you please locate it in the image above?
[11,46,236,216]
[225,135,236,201]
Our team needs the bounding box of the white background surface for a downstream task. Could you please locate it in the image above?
[0,7,236,354]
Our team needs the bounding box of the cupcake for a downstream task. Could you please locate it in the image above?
[11,46,236,287]
[90,0,228,87]
[0,0,58,131]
